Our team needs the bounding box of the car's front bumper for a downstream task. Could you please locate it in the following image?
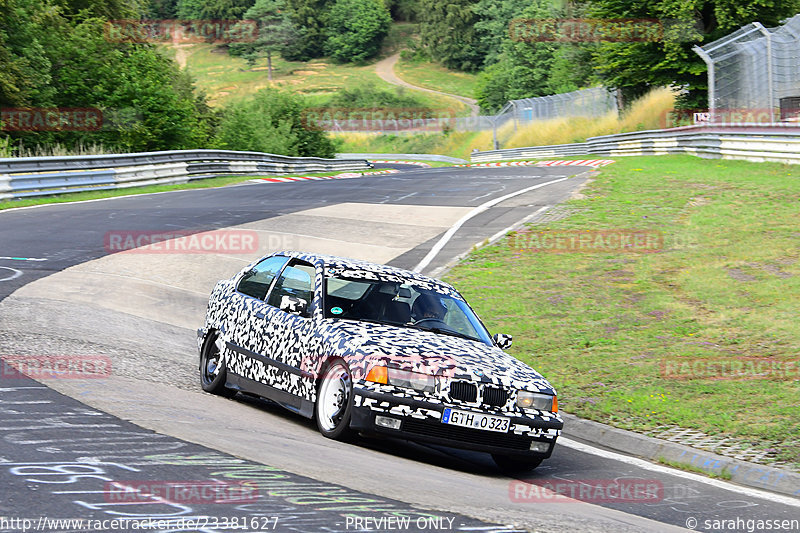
[351,386,562,458]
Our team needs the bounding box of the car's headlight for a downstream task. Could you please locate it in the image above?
[517,391,557,412]
[366,366,435,393]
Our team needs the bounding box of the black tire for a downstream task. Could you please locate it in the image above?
[315,359,354,440]
[492,454,543,473]
[200,333,236,398]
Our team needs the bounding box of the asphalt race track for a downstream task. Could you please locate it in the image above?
[1,164,798,532]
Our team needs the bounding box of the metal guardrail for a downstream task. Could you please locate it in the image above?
[471,124,800,164]
[336,153,467,164]
[0,150,371,200]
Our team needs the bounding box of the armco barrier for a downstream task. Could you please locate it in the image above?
[0,150,371,200]
[471,124,800,164]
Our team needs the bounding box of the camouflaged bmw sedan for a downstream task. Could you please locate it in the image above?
[197,251,563,471]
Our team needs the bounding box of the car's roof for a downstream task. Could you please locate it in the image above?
[273,250,461,297]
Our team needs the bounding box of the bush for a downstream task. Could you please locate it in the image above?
[214,88,338,158]
[325,83,427,109]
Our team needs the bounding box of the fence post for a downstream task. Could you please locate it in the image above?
[753,22,775,123]
[693,45,715,122]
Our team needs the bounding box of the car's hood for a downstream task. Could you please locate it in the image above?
[322,319,555,393]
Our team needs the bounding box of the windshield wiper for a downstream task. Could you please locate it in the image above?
[405,324,478,342]
[332,317,480,342]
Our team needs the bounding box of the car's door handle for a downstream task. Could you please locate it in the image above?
[255,311,265,319]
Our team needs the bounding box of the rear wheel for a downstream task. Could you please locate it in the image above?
[200,333,236,398]
[315,359,354,440]
[492,454,543,473]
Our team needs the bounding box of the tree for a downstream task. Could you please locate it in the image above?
[418,0,483,71]
[0,0,58,107]
[177,0,256,20]
[46,18,213,150]
[473,0,529,67]
[1,4,214,153]
[229,0,298,79]
[54,0,141,18]
[325,0,391,63]
[474,0,561,111]
[590,0,800,108]
[282,0,333,60]
[146,0,179,18]
[385,0,418,21]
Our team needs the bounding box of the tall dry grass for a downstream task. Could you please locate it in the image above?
[499,87,676,150]
[335,88,677,158]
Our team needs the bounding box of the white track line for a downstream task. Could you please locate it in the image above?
[0,266,23,282]
[412,177,568,273]
[559,437,800,507]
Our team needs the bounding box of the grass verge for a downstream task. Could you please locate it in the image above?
[445,155,800,467]
[657,457,733,480]
[335,130,491,160]
[0,169,385,211]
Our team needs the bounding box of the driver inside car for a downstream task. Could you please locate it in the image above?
[411,293,448,326]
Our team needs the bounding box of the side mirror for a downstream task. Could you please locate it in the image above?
[493,333,513,350]
[279,295,308,316]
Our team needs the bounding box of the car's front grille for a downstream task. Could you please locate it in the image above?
[482,386,508,407]
[402,419,532,450]
[449,381,477,403]
[449,381,509,407]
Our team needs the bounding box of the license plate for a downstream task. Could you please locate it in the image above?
[442,408,510,433]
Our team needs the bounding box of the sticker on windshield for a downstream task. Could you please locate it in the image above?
[330,307,343,315]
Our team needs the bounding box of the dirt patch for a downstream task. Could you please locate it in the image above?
[687,196,711,207]
[570,173,596,200]
[727,268,757,282]
[746,262,793,278]
[292,70,319,76]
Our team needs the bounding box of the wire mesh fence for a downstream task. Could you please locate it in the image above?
[315,87,618,135]
[452,87,618,132]
[508,87,619,124]
[694,14,800,123]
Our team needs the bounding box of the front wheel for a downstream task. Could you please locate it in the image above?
[315,359,354,440]
[200,333,236,398]
[492,454,543,473]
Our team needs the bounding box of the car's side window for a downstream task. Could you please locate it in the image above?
[266,262,316,316]
[236,256,289,300]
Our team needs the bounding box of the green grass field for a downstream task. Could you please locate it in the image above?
[445,155,800,468]
[394,58,480,99]
[171,43,466,112]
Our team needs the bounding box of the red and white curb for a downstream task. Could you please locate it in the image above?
[456,159,614,168]
[250,169,398,184]
[370,160,432,168]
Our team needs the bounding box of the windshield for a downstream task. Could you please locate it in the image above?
[324,277,493,345]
